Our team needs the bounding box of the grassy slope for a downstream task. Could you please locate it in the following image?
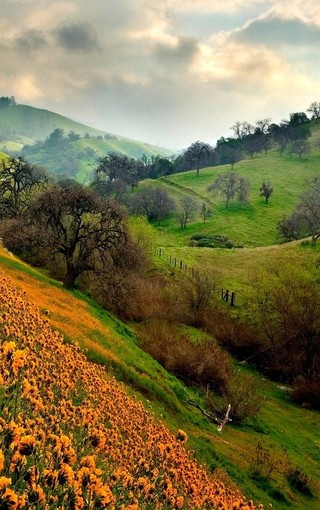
[0,248,319,509]
[149,122,320,249]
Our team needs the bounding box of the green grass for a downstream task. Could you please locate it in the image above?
[152,147,320,248]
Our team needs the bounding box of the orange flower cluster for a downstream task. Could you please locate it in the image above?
[0,273,263,509]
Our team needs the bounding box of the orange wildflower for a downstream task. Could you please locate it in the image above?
[18,435,36,456]
[0,449,4,471]
[1,487,18,510]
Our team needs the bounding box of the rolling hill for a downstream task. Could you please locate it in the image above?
[0,102,172,182]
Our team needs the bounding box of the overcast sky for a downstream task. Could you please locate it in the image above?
[1,0,320,150]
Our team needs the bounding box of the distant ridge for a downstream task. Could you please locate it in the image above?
[0,102,172,182]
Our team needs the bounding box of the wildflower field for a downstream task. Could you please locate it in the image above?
[0,271,263,510]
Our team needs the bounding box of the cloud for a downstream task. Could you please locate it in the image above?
[234,15,320,46]
[0,0,319,147]
[15,29,48,53]
[54,22,100,52]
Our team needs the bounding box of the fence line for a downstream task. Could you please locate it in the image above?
[154,246,236,306]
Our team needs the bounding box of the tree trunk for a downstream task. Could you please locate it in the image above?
[63,268,78,289]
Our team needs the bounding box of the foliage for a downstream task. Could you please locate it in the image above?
[287,468,315,496]
[190,234,243,249]
[251,263,320,380]
[292,377,320,410]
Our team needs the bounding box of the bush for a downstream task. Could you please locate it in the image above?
[287,467,315,496]
[292,377,320,410]
[140,321,232,394]
[190,234,243,249]
[207,374,263,425]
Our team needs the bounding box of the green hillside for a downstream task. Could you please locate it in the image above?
[146,122,320,249]
[0,103,171,182]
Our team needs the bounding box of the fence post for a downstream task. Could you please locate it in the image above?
[231,292,236,307]
[180,260,183,270]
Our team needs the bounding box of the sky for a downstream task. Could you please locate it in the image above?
[1,0,320,151]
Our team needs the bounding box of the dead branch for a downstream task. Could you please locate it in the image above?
[184,390,231,432]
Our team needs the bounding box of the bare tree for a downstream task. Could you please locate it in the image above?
[177,196,198,229]
[230,121,254,139]
[0,156,48,218]
[278,178,320,245]
[207,172,250,208]
[289,139,311,159]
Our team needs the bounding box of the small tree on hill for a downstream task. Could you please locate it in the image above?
[260,181,273,203]
[207,172,250,208]
[200,203,212,223]
[307,101,320,123]
[130,186,176,225]
[183,141,214,176]
[177,196,198,229]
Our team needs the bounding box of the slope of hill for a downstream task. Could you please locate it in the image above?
[0,103,171,182]
[145,123,320,249]
[0,247,319,509]
[0,254,250,509]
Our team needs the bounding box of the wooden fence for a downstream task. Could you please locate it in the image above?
[154,246,236,306]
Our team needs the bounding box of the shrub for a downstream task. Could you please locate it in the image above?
[140,321,232,394]
[207,374,263,425]
[292,377,320,410]
[190,234,243,249]
[287,467,315,496]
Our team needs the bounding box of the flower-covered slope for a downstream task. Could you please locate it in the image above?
[0,273,262,509]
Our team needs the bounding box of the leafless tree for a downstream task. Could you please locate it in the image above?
[0,156,48,218]
[207,172,250,208]
[177,195,198,229]
[4,186,127,288]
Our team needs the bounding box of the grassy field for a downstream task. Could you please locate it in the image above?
[0,247,319,509]
[139,122,320,250]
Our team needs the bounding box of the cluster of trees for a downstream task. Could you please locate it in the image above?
[7,101,318,188]
[0,96,17,108]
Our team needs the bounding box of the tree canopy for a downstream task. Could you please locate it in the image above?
[4,186,128,288]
